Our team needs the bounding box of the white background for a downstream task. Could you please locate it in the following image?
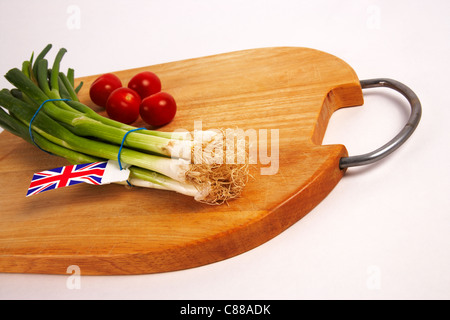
[0,0,449,300]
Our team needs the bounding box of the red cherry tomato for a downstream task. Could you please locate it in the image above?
[89,73,122,108]
[106,88,141,124]
[128,71,161,99]
[139,92,177,127]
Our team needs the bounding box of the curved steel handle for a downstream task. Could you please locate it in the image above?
[339,78,422,169]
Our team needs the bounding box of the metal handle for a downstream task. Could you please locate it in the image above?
[339,78,422,169]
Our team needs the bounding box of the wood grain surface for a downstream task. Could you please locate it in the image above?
[0,47,363,275]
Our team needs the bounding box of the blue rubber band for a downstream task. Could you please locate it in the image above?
[29,98,70,154]
[118,127,147,186]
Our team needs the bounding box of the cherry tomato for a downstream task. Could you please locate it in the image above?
[139,92,177,127]
[89,73,122,108]
[106,88,141,124]
[128,71,161,99]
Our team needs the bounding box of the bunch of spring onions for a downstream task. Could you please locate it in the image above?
[0,44,249,205]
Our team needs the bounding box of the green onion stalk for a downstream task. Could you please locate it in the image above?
[0,44,249,205]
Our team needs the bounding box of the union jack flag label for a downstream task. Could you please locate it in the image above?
[27,161,111,197]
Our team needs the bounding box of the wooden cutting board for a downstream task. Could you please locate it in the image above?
[0,47,363,275]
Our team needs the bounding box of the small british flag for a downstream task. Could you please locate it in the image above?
[26,162,108,197]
